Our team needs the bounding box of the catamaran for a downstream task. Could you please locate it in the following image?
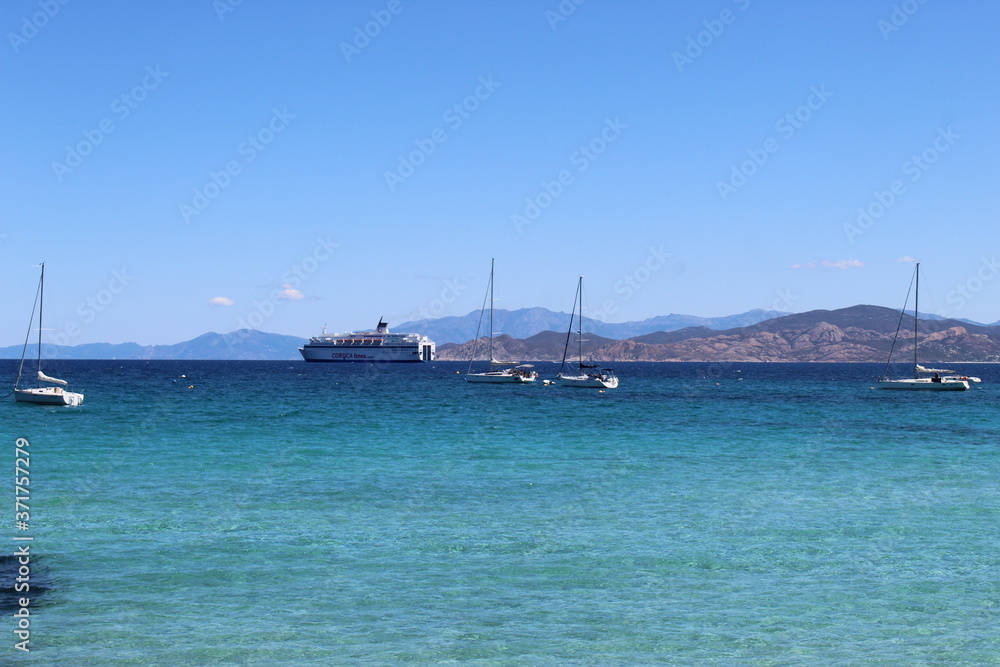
[556,276,618,388]
[14,263,85,406]
[877,262,970,391]
[465,259,537,383]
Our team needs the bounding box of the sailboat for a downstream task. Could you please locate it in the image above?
[877,262,969,391]
[14,263,85,406]
[557,276,618,388]
[465,259,537,383]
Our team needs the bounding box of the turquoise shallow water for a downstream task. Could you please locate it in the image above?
[2,360,1000,665]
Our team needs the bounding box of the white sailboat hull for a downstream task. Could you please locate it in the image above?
[877,378,969,391]
[15,386,85,405]
[557,373,618,389]
[466,371,536,383]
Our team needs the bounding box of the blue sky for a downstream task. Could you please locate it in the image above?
[2,0,998,345]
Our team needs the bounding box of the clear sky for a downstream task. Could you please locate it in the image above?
[3,0,998,345]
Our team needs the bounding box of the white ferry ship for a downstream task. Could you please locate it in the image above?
[299,319,436,363]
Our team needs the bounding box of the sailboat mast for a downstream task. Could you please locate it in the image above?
[558,278,576,373]
[577,277,584,369]
[913,262,919,378]
[488,258,494,365]
[37,262,45,387]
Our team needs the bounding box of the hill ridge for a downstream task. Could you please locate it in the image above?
[3,306,998,361]
[436,305,1000,363]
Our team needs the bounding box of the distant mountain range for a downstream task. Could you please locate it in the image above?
[0,330,305,361]
[0,308,788,360]
[396,307,791,344]
[2,306,998,362]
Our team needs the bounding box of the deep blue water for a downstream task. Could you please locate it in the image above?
[2,360,999,665]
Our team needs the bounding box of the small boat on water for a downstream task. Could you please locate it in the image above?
[14,263,84,406]
[557,276,618,389]
[877,262,971,391]
[465,259,537,383]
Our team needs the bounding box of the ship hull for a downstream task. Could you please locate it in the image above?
[299,345,433,363]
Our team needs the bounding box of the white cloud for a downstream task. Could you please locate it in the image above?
[822,259,863,269]
[277,288,304,301]
[896,256,918,263]
[209,296,235,307]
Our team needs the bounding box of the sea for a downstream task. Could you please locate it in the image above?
[2,359,999,666]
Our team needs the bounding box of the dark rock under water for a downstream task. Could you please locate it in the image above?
[0,553,53,614]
